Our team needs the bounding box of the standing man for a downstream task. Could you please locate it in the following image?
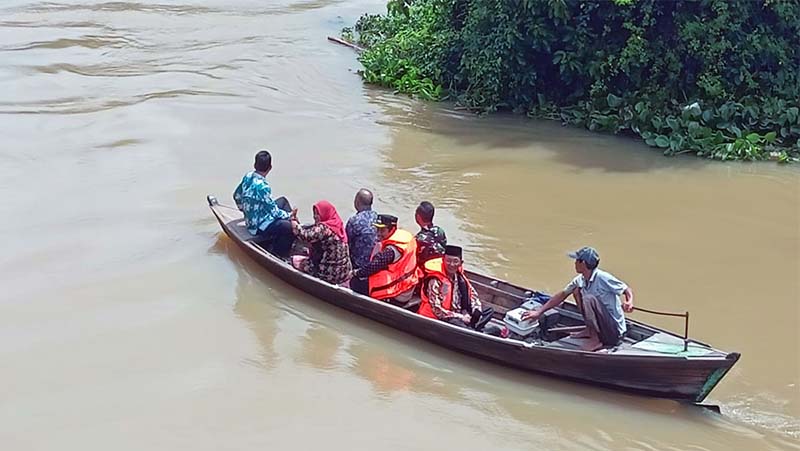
[346,189,378,294]
[352,214,419,303]
[522,246,634,351]
[233,150,296,258]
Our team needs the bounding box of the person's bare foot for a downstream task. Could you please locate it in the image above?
[579,338,603,352]
[570,327,591,339]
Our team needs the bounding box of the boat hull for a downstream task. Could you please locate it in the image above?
[209,198,739,403]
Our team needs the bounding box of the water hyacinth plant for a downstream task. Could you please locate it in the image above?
[344,0,800,162]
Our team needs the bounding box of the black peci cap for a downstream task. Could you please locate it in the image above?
[445,245,463,259]
[373,214,398,228]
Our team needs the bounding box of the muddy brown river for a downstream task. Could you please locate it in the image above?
[1,1,798,450]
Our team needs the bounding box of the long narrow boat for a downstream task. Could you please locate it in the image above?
[208,195,739,404]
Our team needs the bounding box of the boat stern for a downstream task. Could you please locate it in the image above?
[694,352,741,403]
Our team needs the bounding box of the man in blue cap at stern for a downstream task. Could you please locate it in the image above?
[522,246,634,351]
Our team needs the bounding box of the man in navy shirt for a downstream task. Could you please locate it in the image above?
[345,189,378,294]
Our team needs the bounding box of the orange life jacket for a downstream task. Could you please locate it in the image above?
[418,257,474,319]
[368,229,420,300]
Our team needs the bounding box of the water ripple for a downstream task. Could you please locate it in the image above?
[3,0,345,17]
[2,34,141,51]
[0,89,239,115]
[0,20,113,29]
[95,138,143,150]
[28,62,227,80]
[725,394,800,440]
[5,1,219,15]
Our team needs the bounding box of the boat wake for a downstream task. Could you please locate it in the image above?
[723,393,800,441]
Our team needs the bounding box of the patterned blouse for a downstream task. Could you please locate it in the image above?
[293,222,352,285]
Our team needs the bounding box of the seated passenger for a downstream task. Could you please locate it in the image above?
[522,246,634,351]
[233,150,296,258]
[414,201,447,264]
[290,201,352,285]
[418,245,507,337]
[351,214,419,303]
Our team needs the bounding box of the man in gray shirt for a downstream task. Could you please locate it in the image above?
[523,246,634,351]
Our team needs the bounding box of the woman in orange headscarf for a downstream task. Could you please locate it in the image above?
[290,201,352,285]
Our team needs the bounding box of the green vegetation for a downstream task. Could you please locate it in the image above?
[343,0,800,162]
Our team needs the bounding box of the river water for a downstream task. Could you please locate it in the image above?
[0,1,798,450]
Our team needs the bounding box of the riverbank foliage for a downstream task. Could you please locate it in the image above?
[343,0,800,162]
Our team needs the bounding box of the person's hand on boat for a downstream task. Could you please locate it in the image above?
[521,309,541,321]
[461,313,472,324]
[622,298,634,313]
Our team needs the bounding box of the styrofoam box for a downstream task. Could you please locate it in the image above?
[503,299,543,337]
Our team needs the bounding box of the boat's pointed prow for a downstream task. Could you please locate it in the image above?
[207,195,219,206]
[697,404,722,414]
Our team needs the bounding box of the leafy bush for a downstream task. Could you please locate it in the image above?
[346,0,456,100]
[346,0,800,162]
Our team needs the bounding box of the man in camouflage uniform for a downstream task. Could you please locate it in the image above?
[414,201,447,264]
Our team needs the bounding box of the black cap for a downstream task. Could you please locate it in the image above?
[445,245,463,259]
[373,214,398,228]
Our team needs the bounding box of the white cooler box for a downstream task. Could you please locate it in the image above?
[503,299,543,337]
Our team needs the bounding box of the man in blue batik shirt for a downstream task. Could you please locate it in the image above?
[233,150,296,257]
[345,188,378,294]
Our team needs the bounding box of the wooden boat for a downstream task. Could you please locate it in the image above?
[208,196,739,404]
